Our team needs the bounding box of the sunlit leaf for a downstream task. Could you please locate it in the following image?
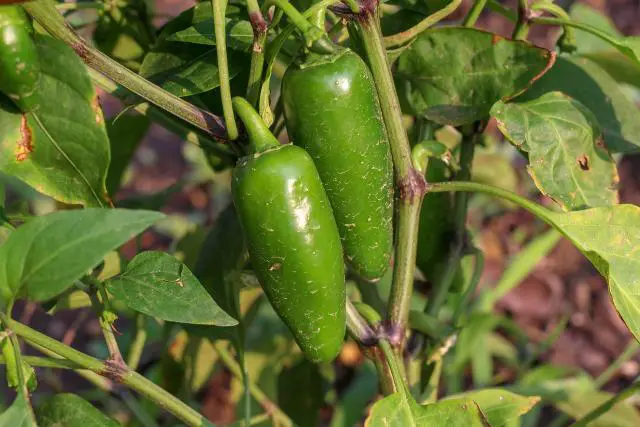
[107,251,237,326]
[446,389,540,427]
[520,56,640,154]
[366,393,486,426]
[543,205,640,343]
[492,92,618,210]
[0,36,110,207]
[0,392,36,427]
[0,208,163,305]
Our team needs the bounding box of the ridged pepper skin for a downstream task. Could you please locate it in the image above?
[0,6,39,112]
[282,49,393,282]
[231,98,345,363]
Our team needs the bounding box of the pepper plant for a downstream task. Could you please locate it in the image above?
[0,0,639,425]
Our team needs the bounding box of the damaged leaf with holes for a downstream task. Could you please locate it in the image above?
[0,35,110,207]
[491,92,618,211]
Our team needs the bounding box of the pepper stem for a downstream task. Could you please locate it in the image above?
[232,97,281,154]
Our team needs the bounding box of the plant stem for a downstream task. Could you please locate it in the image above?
[531,16,623,49]
[595,341,640,388]
[384,0,461,47]
[213,342,293,427]
[24,0,228,142]
[266,0,332,52]
[512,0,530,40]
[427,181,551,220]
[88,70,237,157]
[573,381,640,427]
[346,300,378,346]
[0,355,82,369]
[352,4,425,349]
[463,0,488,27]
[123,370,215,427]
[246,0,268,107]
[127,314,147,371]
[3,316,214,427]
[2,315,105,372]
[425,130,477,316]
[89,283,125,365]
[370,339,408,395]
[212,0,239,140]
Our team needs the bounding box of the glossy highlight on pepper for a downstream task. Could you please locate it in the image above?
[231,97,346,363]
[282,48,394,281]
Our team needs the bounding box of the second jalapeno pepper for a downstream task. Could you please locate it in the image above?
[282,48,394,282]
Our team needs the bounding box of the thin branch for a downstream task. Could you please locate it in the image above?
[246,0,268,107]
[512,0,530,40]
[346,300,378,346]
[383,0,462,47]
[24,0,229,142]
[127,314,147,371]
[463,0,488,27]
[213,341,293,427]
[3,315,214,427]
[212,0,239,140]
[89,70,237,157]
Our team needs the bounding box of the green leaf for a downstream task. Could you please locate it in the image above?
[395,27,555,125]
[366,393,487,426]
[140,45,244,98]
[139,4,248,99]
[520,56,640,153]
[0,35,110,207]
[542,205,640,344]
[93,0,153,69]
[277,358,325,427]
[167,19,253,52]
[491,92,618,211]
[446,389,540,427]
[106,251,236,326]
[105,114,150,196]
[0,208,163,305]
[36,393,120,427]
[0,392,37,427]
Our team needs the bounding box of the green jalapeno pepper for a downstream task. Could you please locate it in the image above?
[231,97,346,363]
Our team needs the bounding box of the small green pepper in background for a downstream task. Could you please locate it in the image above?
[231,97,346,363]
[0,5,40,112]
[282,48,394,282]
[416,157,464,292]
